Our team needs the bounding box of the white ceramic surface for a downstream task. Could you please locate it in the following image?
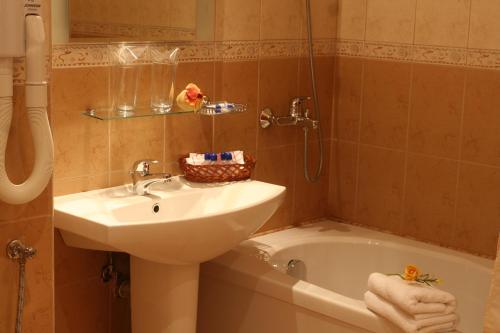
[54,177,286,265]
[54,177,285,333]
[199,220,493,333]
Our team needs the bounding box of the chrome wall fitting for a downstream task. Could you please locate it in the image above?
[259,97,319,130]
[7,240,37,333]
[6,240,37,262]
[259,108,275,129]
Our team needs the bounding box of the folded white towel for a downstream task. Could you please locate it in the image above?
[185,151,245,166]
[365,291,458,333]
[367,273,457,315]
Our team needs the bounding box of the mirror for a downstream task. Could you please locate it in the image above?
[52,0,214,44]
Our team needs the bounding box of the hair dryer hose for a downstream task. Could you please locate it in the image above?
[0,15,53,205]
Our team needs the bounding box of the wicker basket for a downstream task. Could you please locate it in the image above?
[179,154,256,183]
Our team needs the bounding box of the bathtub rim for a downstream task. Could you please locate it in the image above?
[245,221,493,271]
[202,220,493,333]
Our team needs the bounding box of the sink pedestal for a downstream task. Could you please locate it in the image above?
[131,256,199,333]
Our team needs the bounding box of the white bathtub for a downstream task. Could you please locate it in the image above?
[198,220,493,333]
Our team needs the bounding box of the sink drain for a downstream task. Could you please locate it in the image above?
[152,203,160,213]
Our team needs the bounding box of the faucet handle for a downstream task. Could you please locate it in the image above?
[291,96,311,104]
[131,159,159,176]
[290,96,311,117]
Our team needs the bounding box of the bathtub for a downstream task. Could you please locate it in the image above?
[198,220,493,333]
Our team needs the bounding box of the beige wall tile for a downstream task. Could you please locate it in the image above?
[51,67,110,180]
[54,231,107,287]
[360,59,411,149]
[293,140,331,223]
[402,154,457,246]
[51,67,110,113]
[298,56,335,140]
[415,0,471,47]
[261,0,303,40]
[409,64,465,159]
[53,114,109,179]
[356,145,405,231]
[306,0,339,39]
[0,217,53,333]
[454,163,500,257]
[333,56,363,141]
[164,114,213,164]
[469,0,500,50]
[53,174,109,196]
[175,62,215,108]
[258,58,300,149]
[328,140,358,221]
[213,61,258,153]
[365,0,416,43]
[55,277,109,333]
[169,0,197,30]
[110,117,164,173]
[337,0,367,40]
[255,145,296,232]
[215,0,261,40]
[462,68,500,167]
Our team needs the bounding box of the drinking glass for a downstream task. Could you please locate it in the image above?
[150,46,180,113]
[110,44,147,116]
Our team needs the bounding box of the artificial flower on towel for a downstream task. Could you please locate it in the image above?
[176,83,206,111]
[394,265,441,286]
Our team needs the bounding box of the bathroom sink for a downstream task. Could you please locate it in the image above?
[54,177,286,333]
[54,177,285,265]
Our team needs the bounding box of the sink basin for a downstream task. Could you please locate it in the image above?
[54,177,286,333]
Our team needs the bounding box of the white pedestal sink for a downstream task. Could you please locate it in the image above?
[54,177,285,333]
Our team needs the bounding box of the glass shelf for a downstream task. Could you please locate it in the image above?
[82,107,194,120]
[82,102,247,120]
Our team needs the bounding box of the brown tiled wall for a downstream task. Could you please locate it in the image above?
[52,0,337,332]
[329,56,500,258]
[0,1,54,332]
[51,56,335,333]
[51,56,335,230]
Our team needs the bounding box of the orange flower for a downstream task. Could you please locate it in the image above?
[403,264,420,281]
[185,83,203,104]
[176,83,205,111]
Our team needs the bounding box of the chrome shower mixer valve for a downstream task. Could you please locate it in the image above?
[259,96,319,130]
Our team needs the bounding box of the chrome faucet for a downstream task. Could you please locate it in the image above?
[129,159,172,195]
[259,96,319,130]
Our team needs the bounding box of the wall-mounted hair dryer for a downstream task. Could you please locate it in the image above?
[0,0,53,204]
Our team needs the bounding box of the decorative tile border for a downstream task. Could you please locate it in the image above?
[215,41,259,62]
[364,42,413,62]
[259,40,302,59]
[48,38,500,69]
[13,56,51,86]
[13,59,25,86]
[52,44,109,68]
[467,48,500,68]
[413,45,467,66]
[336,39,500,69]
[51,39,336,68]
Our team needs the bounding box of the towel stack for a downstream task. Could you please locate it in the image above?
[364,273,458,333]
